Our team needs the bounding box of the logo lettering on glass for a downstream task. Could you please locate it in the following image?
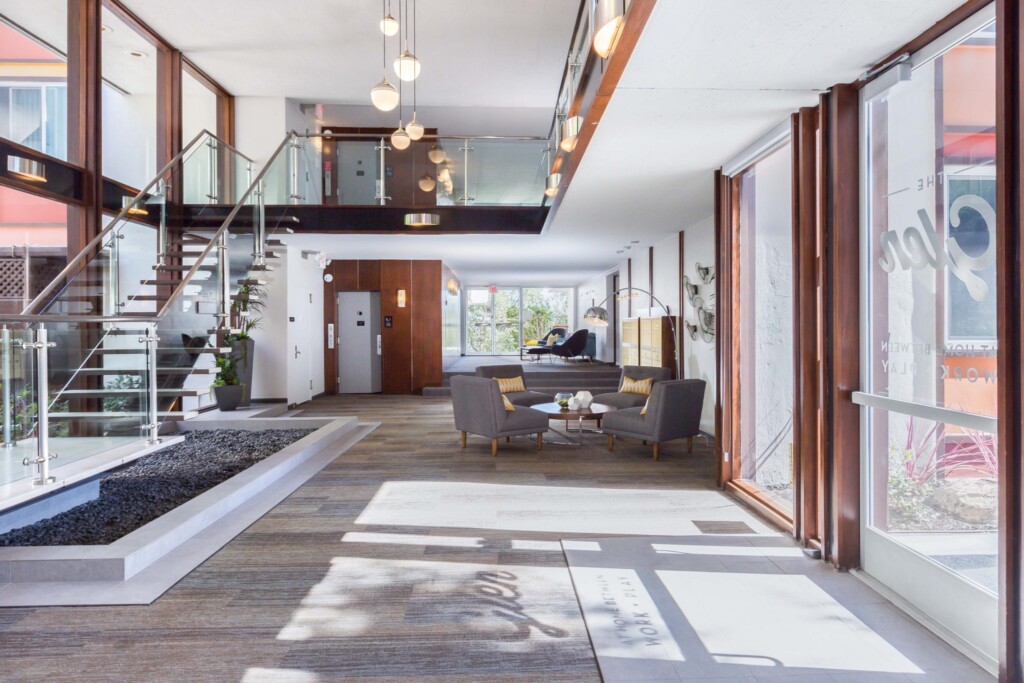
[878,194,996,302]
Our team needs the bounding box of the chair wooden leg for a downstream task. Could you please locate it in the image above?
[537,433,543,450]
[607,434,614,451]
[653,442,661,461]
[491,438,498,457]
[642,440,647,445]
[687,436,693,454]
[461,431,467,448]
[506,436,511,443]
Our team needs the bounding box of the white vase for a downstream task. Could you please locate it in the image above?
[576,391,593,408]
[568,398,581,411]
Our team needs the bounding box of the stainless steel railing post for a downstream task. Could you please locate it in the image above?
[375,138,391,206]
[139,324,161,445]
[156,178,168,268]
[253,180,266,268]
[207,138,219,202]
[2,325,11,448]
[21,325,56,485]
[217,231,231,329]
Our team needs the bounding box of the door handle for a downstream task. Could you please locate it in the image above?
[294,345,302,358]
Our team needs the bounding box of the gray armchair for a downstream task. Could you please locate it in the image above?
[594,365,673,409]
[474,364,554,407]
[451,375,550,456]
[603,379,706,460]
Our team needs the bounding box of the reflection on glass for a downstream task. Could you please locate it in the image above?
[865,19,998,594]
[736,143,795,513]
[0,187,68,314]
[522,288,571,341]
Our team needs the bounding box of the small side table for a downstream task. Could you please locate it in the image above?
[532,402,616,443]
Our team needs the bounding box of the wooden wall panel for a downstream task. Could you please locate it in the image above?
[334,260,359,291]
[357,259,381,291]
[411,260,443,393]
[380,260,413,395]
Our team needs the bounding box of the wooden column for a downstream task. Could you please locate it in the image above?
[157,49,183,171]
[66,0,102,256]
[996,0,1024,677]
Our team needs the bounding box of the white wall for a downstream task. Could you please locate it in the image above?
[577,270,614,362]
[234,96,288,169]
[101,85,156,189]
[680,216,716,434]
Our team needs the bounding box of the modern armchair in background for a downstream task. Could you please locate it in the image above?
[474,364,554,407]
[602,379,706,460]
[451,375,550,456]
[594,365,673,409]
[550,329,590,363]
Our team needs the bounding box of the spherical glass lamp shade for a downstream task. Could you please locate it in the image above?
[380,14,399,36]
[393,49,421,81]
[437,161,451,183]
[370,77,400,112]
[391,125,411,150]
[559,116,583,152]
[418,173,436,192]
[427,143,446,164]
[593,0,624,58]
[544,172,561,197]
[406,117,425,141]
[584,306,610,327]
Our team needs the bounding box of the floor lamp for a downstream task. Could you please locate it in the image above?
[582,287,680,379]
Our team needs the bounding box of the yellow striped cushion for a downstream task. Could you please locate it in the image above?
[621,376,653,395]
[640,397,650,415]
[502,395,516,412]
[495,376,527,393]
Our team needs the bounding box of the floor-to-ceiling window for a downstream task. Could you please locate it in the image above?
[857,6,998,665]
[465,286,573,355]
[735,141,796,516]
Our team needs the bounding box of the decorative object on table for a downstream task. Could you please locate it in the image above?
[474,364,554,407]
[575,390,594,409]
[584,286,680,378]
[212,357,244,411]
[555,392,573,409]
[568,396,582,411]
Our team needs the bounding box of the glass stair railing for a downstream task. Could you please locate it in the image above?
[0,130,309,493]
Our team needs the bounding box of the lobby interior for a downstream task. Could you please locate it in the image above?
[0,0,1022,681]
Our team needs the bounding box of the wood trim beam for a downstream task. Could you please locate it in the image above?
[66,0,102,256]
[157,48,183,172]
[996,0,1023,677]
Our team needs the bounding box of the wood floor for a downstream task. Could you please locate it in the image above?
[0,395,720,683]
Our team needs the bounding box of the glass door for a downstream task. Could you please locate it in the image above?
[465,287,522,354]
[857,7,998,668]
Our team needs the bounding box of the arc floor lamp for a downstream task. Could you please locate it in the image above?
[583,287,680,379]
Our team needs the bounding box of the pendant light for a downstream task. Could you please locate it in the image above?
[560,115,583,152]
[404,213,440,227]
[405,0,425,140]
[390,29,411,151]
[437,161,451,183]
[393,0,420,81]
[380,0,399,36]
[371,0,399,111]
[543,148,559,198]
[418,173,436,192]
[593,0,625,59]
[428,142,446,164]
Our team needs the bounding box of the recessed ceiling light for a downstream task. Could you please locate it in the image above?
[101,24,113,33]
[630,240,640,244]
[125,49,148,59]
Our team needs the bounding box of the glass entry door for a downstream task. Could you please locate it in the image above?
[465,287,521,354]
[857,8,998,667]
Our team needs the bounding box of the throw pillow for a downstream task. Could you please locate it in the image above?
[546,334,558,345]
[621,376,654,395]
[502,394,516,412]
[525,339,539,346]
[495,376,527,393]
[641,396,650,415]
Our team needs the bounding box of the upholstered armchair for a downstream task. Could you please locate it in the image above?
[525,327,566,361]
[451,376,550,456]
[474,364,554,407]
[603,379,706,460]
[593,365,673,409]
[550,329,590,362]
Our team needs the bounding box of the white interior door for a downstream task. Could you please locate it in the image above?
[288,286,314,404]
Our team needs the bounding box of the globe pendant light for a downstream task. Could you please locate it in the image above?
[560,115,583,152]
[392,122,411,150]
[371,75,400,111]
[593,0,625,58]
[545,172,561,197]
[394,47,421,81]
[407,116,425,141]
[437,161,451,183]
[427,142,446,164]
[418,173,436,192]
[380,14,399,35]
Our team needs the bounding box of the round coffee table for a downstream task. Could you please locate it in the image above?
[533,402,615,435]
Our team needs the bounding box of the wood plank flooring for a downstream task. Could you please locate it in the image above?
[0,395,720,683]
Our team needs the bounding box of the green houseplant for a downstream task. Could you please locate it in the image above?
[227,282,267,407]
[212,356,244,411]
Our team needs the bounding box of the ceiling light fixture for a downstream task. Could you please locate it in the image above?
[393,0,420,81]
[371,0,400,111]
[560,115,583,152]
[380,0,399,36]
[405,0,425,140]
[427,142,446,164]
[125,49,148,59]
[593,0,625,59]
[418,173,436,192]
[545,172,561,198]
[437,161,451,183]
[392,124,411,150]
[6,155,46,182]
[405,212,440,227]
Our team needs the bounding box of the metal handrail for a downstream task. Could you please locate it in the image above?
[156,132,298,319]
[302,133,548,141]
[23,129,250,316]
[0,315,159,324]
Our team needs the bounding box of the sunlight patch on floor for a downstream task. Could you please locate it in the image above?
[241,667,320,682]
[341,531,485,548]
[651,543,806,558]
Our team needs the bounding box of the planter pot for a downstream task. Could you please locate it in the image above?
[230,337,256,407]
[214,384,245,411]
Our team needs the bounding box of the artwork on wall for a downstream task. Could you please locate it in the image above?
[683,265,715,343]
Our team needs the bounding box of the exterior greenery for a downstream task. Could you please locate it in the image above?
[466,287,571,354]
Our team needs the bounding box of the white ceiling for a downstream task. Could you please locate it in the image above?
[291,0,974,286]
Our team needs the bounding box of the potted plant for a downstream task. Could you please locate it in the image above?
[212,356,244,411]
[227,282,267,408]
